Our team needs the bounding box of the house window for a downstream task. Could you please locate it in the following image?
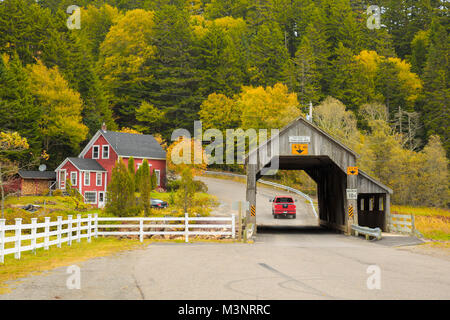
[102,145,109,159]
[96,172,102,186]
[154,169,160,186]
[84,172,90,186]
[84,191,96,204]
[70,172,77,186]
[92,146,99,159]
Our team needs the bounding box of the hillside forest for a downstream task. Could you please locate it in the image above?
[0,0,448,207]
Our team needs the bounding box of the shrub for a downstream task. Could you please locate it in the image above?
[52,189,62,196]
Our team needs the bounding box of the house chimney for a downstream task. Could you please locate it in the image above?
[101,122,107,132]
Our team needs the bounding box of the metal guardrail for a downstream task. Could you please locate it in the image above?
[203,171,318,218]
[351,224,382,240]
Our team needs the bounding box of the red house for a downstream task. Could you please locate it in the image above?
[55,125,166,208]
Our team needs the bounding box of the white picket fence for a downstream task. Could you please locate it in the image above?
[0,213,235,263]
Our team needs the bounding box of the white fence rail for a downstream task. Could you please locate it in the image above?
[0,213,235,263]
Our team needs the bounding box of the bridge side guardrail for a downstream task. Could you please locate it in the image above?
[351,224,382,240]
[203,171,318,218]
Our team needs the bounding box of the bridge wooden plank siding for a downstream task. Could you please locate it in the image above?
[245,116,393,235]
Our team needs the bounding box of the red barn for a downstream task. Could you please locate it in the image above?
[55,125,166,208]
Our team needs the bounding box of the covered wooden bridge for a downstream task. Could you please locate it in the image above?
[245,117,393,234]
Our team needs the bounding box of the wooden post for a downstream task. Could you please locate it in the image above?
[14,218,22,259]
[94,213,98,238]
[0,219,5,264]
[346,172,358,236]
[139,218,143,243]
[185,213,189,243]
[57,216,62,248]
[231,214,235,239]
[31,218,37,255]
[87,214,92,243]
[76,214,81,243]
[44,217,50,250]
[246,164,257,227]
[68,215,73,246]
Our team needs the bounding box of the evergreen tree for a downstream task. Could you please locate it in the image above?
[0,54,40,153]
[248,20,289,86]
[287,35,322,107]
[418,17,450,156]
[138,159,152,215]
[128,156,136,195]
[106,159,136,217]
[0,0,54,65]
[142,1,201,137]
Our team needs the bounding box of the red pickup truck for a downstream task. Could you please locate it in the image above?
[271,196,297,219]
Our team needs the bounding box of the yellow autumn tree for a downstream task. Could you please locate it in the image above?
[99,9,156,81]
[199,93,240,131]
[238,83,302,130]
[166,137,207,212]
[27,61,88,154]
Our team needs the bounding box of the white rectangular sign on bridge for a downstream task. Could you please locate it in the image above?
[346,189,358,200]
[289,136,311,143]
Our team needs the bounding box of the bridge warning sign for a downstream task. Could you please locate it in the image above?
[348,205,354,218]
[292,144,308,155]
[347,166,359,175]
[250,205,256,217]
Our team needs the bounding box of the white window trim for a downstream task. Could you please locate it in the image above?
[154,169,160,186]
[96,172,102,186]
[92,145,100,159]
[59,169,66,189]
[102,145,109,159]
[84,171,90,186]
[71,171,77,186]
[84,191,97,204]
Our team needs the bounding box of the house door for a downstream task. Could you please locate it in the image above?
[98,192,105,208]
[59,170,66,189]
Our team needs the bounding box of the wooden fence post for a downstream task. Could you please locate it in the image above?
[94,213,98,238]
[44,217,50,250]
[185,213,189,243]
[68,215,73,246]
[31,218,37,255]
[77,214,81,243]
[231,214,236,239]
[87,214,92,243]
[139,218,143,243]
[57,216,62,248]
[14,218,22,259]
[0,219,5,264]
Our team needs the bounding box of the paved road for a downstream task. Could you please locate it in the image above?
[199,176,318,227]
[1,231,449,300]
[1,177,449,300]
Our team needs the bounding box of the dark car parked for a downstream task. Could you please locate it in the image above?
[151,199,168,209]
